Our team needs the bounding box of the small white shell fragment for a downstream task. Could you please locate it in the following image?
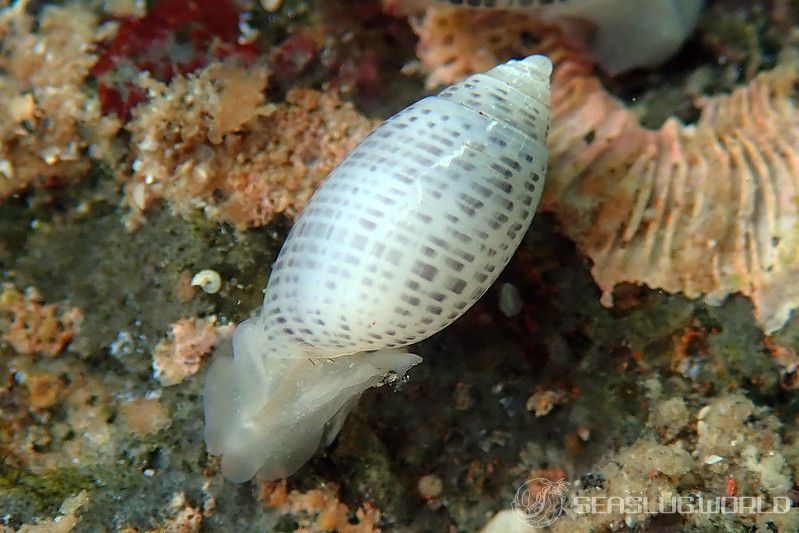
[704,454,724,465]
[0,159,14,179]
[498,282,524,317]
[480,509,539,533]
[191,269,222,294]
[204,54,553,483]
[418,474,444,499]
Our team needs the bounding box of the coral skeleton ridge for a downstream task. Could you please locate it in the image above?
[410,0,703,74]
[544,60,799,334]
[410,5,799,333]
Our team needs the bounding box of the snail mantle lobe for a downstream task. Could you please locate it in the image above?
[203,55,553,483]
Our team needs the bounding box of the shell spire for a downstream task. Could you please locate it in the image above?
[204,55,553,482]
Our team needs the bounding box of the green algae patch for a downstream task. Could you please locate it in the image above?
[0,462,161,529]
[0,466,95,519]
[704,296,781,394]
[12,195,282,372]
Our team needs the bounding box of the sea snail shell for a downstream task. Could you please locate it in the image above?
[203,55,553,482]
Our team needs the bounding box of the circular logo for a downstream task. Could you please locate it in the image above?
[512,477,570,527]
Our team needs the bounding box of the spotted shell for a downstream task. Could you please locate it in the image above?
[261,56,550,356]
[203,55,552,483]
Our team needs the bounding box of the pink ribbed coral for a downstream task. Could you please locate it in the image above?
[409,5,799,333]
[546,60,799,334]
[405,6,559,89]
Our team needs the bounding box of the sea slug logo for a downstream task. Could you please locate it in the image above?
[511,474,792,528]
[512,477,570,527]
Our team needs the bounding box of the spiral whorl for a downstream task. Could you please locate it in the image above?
[437,55,551,142]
